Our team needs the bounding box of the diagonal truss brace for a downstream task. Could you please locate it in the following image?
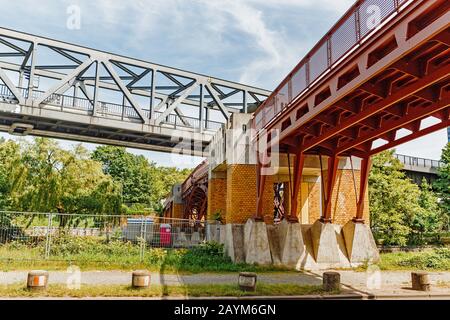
[205,83,230,120]
[35,58,93,105]
[102,60,148,124]
[154,81,199,125]
[0,67,25,105]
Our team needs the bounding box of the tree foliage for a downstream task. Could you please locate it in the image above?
[0,138,121,216]
[91,145,191,211]
[434,142,450,229]
[369,150,443,245]
[0,139,191,217]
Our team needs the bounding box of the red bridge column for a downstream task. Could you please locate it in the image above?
[289,150,305,223]
[353,157,371,223]
[320,155,339,224]
[254,150,268,222]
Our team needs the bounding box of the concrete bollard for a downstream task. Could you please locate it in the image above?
[132,270,151,289]
[238,272,257,291]
[27,270,49,291]
[323,271,341,292]
[411,272,430,291]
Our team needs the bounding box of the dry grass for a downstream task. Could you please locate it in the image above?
[0,283,329,298]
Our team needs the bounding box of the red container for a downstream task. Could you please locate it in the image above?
[159,223,171,246]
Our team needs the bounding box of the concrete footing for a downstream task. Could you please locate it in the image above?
[342,220,380,263]
[278,220,306,267]
[224,224,245,263]
[310,220,351,268]
[223,218,379,270]
[243,219,272,265]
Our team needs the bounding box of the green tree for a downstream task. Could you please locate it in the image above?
[0,138,22,210]
[434,142,450,230]
[369,151,424,245]
[91,145,191,211]
[149,166,191,208]
[0,138,121,219]
[91,146,153,206]
[409,179,443,244]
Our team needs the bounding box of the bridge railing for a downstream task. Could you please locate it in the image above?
[0,84,224,131]
[253,0,412,132]
[395,154,444,169]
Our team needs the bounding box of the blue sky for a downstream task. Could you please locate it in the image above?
[0,0,447,167]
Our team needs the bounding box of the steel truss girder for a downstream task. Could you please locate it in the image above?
[0,27,270,133]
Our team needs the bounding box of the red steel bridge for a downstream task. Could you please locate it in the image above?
[166,0,449,223]
[253,0,449,224]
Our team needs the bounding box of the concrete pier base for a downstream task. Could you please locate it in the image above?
[342,220,380,264]
[222,219,379,270]
[243,219,272,265]
[224,224,245,263]
[310,220,351,268]
[278,220,306,267]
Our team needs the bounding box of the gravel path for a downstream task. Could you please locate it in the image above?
[1,270,450,291]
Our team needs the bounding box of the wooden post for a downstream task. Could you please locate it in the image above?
[323,271,341,292]
[132,270,151,289]
[238,272,257,291]
[411,272,430,291]
[27,270,49,291]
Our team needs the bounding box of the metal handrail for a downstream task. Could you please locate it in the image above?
[394,153,444,169]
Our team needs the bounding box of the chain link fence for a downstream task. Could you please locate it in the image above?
[0,211,207,263]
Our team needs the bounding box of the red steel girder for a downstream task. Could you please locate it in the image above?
[335,95,450,155]
[321,155,339,223]
[302,65,449,153]
[369,116,450,155]
[255,150,268,221]
[354,157,371,223]
[260,0,449,152]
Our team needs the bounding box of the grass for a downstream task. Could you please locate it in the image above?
[356,248,450,272]
[0,239,291,273]
[0,283,329,298]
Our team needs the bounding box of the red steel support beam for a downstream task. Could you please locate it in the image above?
[254,150,267,222]
[321,155,339,223]
[336,95,450,155]
[353,157,371,223]
[369,116,450,155]
[301,66,449,153]
[289,150,305,223]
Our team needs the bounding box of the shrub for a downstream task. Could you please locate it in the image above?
[397,248,450,270]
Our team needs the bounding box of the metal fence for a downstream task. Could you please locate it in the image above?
[0,211,207,262]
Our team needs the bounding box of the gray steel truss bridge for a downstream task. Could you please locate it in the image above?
[0,27,270,156]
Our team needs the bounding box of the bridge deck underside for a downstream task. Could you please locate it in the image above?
[0,102,212,154]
